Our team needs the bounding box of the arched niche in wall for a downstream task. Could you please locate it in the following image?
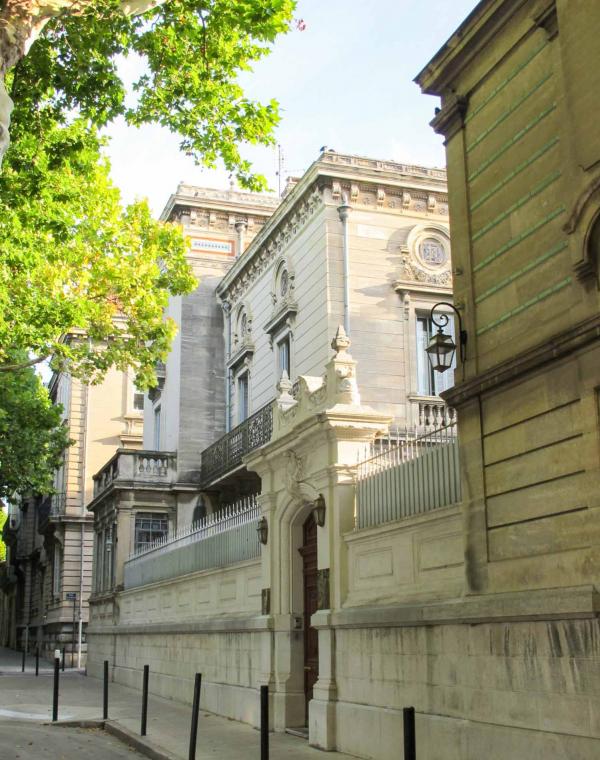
[563,175,600,284]
[232,303,253,351]
[264,257,298,349]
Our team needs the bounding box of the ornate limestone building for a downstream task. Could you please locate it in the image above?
[413,0,600,756]
[85,151,457,754]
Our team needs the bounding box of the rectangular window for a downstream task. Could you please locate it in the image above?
[134,512,168,553]
[103,528,111,591]
[277,335,291,378]
[52,544,62,597]
[416,315,455,396]
[95,531,104,593]
[238,372,249,423]
[133,386,145,411]
[153,405,161,450]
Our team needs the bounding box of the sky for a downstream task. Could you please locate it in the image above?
[104,0,481,216]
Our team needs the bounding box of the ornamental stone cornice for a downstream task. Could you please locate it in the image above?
[263,300,298,345]
[227,339,255,372]
[218,186,322,304]
[159,184,279,222]
[216,151,449,305]
[442,312,600,408]
[415,0,532,97]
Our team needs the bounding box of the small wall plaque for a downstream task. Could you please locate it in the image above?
[261,588,271,615]
[317,568,330,610]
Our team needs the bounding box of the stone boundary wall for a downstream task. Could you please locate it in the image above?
[332,615,600,760]
[88,558,265,723]
[88,624,267,725]
[344,504,463,608]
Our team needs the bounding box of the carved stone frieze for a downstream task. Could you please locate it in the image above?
[225,188,323,303]
[398,252,452,287]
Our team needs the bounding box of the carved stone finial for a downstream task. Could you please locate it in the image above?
[276,370,295,410]
[331,325,351,356]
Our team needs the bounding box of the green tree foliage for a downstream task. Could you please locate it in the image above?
[0,355,70,500]
[0,118,197,385]
[7,0,296,189]
[0,508,6,562]
[0,0,296,383]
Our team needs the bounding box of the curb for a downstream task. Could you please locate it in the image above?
[49,718,178,760]
[104,721,179,760]
[49,719,104,729]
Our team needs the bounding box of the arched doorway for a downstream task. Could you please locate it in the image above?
[298,512,318,725]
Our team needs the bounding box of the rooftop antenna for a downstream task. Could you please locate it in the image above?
[276,144,284,197]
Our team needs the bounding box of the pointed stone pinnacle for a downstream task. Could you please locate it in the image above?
[331,324,351,354]
[277,369,293,395]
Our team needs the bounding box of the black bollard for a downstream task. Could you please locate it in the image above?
[403,706,416,760]
[260,685,269,760]
[52,657,60,722]
[61,648,65,672]
[140,665,149,736]
[103,660,109,720]
[35,648,39,677]
[21,648,25,673]
[188,673,202,760]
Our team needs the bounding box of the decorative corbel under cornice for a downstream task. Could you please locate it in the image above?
[430,93,469,142]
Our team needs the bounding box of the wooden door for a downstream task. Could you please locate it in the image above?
[299,513,319,724]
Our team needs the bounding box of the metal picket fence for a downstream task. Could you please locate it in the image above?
[124,496,261,589]
[356,424,461,529]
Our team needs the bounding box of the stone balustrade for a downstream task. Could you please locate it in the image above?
[407,395,456,432]
[92,449,177,499]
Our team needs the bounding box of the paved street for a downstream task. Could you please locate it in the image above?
[0,648,353,759]
[0,723,145,760]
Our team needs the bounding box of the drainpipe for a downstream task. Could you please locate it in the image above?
[78,379,90,670]
[234,220,247,257]
[337,193,351,334]
[222,301,232,432]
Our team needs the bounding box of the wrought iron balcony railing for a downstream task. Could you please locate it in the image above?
[201,401,273,485]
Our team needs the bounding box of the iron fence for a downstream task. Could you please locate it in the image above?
[356,424,461,529]
[123,495,261,589]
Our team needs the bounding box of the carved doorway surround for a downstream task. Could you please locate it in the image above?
[299,512,319,725]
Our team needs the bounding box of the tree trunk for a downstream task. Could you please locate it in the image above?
[0,0,168,168]
[0,0,54,168]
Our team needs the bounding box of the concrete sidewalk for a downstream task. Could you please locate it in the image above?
[0,645,81,676]
[0,649,354,759]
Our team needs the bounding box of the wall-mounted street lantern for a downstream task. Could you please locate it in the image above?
[425,302,467,374]
[257,516,268,545]
[312,495,326,528]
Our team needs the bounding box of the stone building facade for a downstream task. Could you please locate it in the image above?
[1,365,144,663]
[413,0,600,756]
[85,187,280,604]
